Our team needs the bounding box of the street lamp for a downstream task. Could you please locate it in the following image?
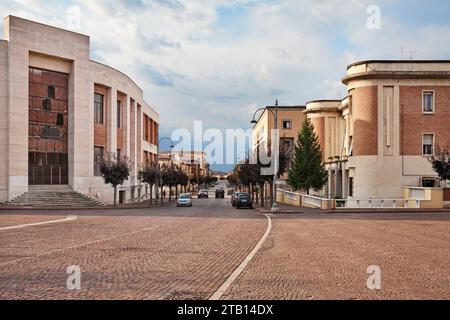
[250,100,279,212]
[156,137,174,203]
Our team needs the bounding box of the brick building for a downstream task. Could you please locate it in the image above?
[0,16,159,204]
[305,60,450,201]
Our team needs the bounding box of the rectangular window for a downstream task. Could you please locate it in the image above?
[282,120,292,129]
[423,91,434,113]
[422,134,434,156]
[94,146,104,176]
[421,177,437,188]
[43,98,52,111]
[281,138,294,152]
[94,93,104,124]
[56,113,64,126]
[48,85,55,99]
[117,100,121,128]
[349,177,354,197]
[117,148,121,160]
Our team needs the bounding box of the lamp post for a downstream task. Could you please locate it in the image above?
[250,100,279,212]
[156,137,174,204]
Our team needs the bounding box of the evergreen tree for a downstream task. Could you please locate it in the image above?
[287,118,328,194]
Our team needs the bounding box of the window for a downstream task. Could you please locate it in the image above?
[117,100,121,128]
[421,177,438,188]
[48,85,55,99]
[94,146,104,176]
[282,120,292,129]
[423,91,434,113]
[94,93,104,124]
[56,113,64,126]
[281,138,294,152]
[349,177,354,197]
[117,148,121,160]
[422,134,434,156]
[43,98,52,111]
[42,126,59,139]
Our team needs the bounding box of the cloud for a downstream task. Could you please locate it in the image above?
[1,0,450,170]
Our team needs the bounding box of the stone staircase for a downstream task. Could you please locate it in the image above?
[7,185,104,207]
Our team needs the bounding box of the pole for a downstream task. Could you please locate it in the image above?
[272,99,279,212]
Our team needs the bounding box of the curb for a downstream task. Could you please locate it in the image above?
[253,207,450,214]
[0,202,175,211]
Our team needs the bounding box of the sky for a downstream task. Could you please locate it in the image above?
[1,0,450,171]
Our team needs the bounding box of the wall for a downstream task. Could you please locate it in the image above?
[351,86,378,156]
[400,86,450,155]
[0,40,7,201]
[4,15,91,200]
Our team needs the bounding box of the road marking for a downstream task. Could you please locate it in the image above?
[0,225,160,267]
[209,214,272,300]
[0,215,78,231]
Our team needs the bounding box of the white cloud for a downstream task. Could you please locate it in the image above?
[1,0,450,165]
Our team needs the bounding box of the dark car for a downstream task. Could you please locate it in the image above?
[197,189,209,198]
[235,193,253,209]
[215,189,225,198]
[231,191,245,207]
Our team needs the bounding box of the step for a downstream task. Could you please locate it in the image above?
[8,186,104,207]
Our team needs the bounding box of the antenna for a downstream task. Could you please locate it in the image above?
[408,49,418,60]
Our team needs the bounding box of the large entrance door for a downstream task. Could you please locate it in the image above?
[28,67,69,185]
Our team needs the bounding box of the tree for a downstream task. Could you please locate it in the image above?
[177,168,189,194]
[428,145,450,184]
[99,153,132,206]
[138,163,160,207]
[287,118,328,194]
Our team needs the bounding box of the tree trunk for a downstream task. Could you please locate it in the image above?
[269,181,274,208]
[113,186,117,207]
[149,185,153,207]
[255,184,259,204]
[260,183,265,208]
[169,187,172,202]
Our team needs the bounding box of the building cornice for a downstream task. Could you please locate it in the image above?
[342,70,450,85]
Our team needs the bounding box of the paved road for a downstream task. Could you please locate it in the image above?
[1,196,450,300]
[0,197,267,299]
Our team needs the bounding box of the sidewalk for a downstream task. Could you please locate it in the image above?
[254,203,450,214]
[0,199,175,211]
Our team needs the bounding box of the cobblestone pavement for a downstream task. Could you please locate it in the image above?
[2,202,450,300]
[0,198,266,299]
[222,212,450,300]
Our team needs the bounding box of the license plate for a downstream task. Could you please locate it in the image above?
[241,200,247,202]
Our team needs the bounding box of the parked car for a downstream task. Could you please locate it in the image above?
[177,193,193,207]
[231,191,245,207]
[197,189,209,198]
[215,189,225,198]
[235,193,253,209]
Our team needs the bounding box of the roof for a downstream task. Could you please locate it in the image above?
[347,59,450,70]
[252,105,306,129]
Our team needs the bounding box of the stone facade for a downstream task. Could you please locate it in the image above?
[0,16,159,204]
[306,60,450,200]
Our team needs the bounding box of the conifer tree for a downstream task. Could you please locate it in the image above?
[287,118,328,194]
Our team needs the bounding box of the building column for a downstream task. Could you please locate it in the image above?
[341,162,347,199]
[129,99,137,180]
[6,43,28,200]
[107,88,117,154]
